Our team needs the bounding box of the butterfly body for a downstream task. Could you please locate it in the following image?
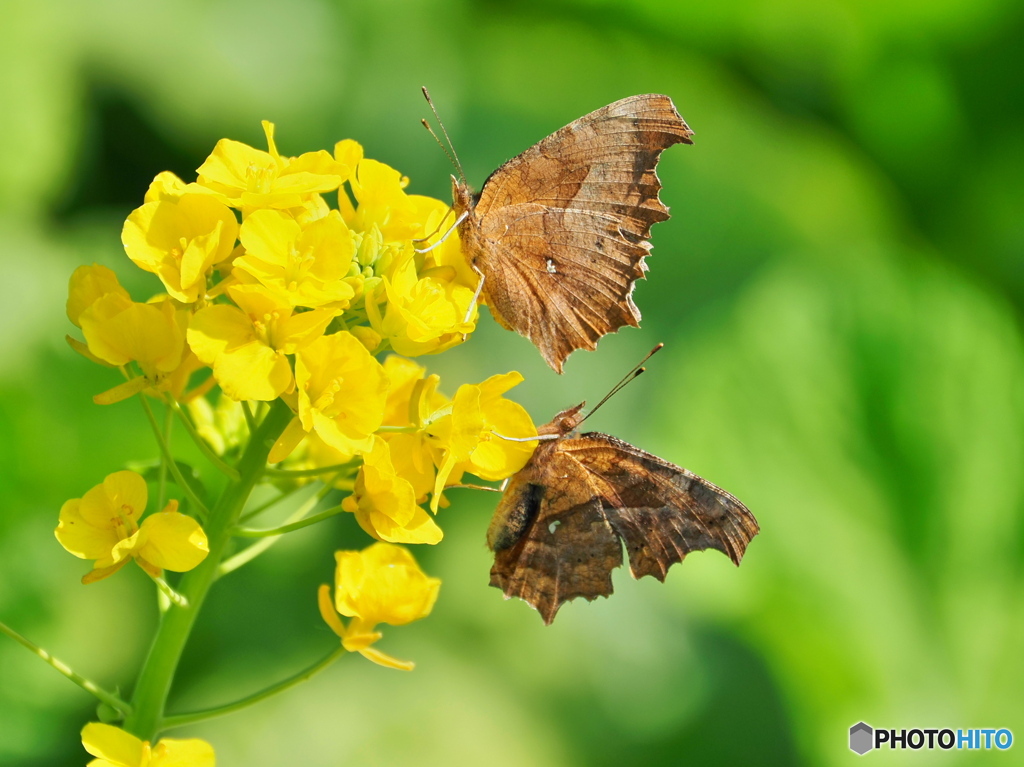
[488,404,758,624]
[453,95,694,372]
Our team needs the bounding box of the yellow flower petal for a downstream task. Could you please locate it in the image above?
[81,723,145,767]
[197,137,272,189]
[447,384,485,461]
[187,305,255,365]
[104,470,149,517]
[318,583,346,639]
[216,341,292,402]
[276,307,337,354]
[144,171,188,203]
[349,159,419,241]
[384,432,436,501]
[381,355,428,427]
[295,332,388,452]
[189,289,326,401]
[269,417,307,464]
[108,528,143,568]
[429,450,460,514]
[150,737,216,767]
[411,194,477,289]
[238,209,300,269]
[425,373,537,508]
[137,508,209,572]
[92,376,151,406]
[356,503,443,545]
[81,558,130,585]
[67,264,130,328]
[75,470,147,527]
[80,294,186,373]
[333,139,363,171]
[358,645,415,672]
[334,543,440,626]
[55,499,121,560]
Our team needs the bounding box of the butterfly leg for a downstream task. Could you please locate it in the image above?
[491,432,558,443]
[414,210,469,253]
[412,204,454,243]
[463,264,486,324]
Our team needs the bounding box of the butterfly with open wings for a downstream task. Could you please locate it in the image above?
[486,355,759,624]
[427,93,693,373]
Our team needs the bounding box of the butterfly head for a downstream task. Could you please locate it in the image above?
[539,403,587,437]
[451,174,476,215]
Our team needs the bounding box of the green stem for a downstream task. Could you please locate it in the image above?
[138,395,209,517]
[237,486,301,523]
[160,646,345,731]
[0,620,131,716]
[167,399,241,481]
[241,401,257,434]
[264,462,356,478]
[158,404,173,509]
[217,484,331,578]
[233,503,347,537]
[123,399,293,740]
[148,573,188,608]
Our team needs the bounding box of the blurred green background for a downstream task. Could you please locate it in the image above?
[2,0,1023,764]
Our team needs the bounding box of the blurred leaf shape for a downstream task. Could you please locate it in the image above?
[662,251,1024,764]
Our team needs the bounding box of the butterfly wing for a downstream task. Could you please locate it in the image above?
[562,433,759,579]
[489,432,757,623]
[490,454,625,625]
[472,94,693,372]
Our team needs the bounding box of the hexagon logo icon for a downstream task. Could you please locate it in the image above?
[850,722,874,755]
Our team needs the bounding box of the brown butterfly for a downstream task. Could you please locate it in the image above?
[424,93,693,373]
[486,355,758,624]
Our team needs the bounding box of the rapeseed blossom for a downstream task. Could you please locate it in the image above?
[55,471,208,584]
[194,121,349,211]
[235,209,356,309]
[293,331,390,455]
[187,284,335,401]
[122,193,238,303]
[81,723,214,767]
[342,437,442,544]
[426,372,538,510]
[318,543,440,670]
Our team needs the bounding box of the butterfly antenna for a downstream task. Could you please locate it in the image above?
[421,86,467,185]
[579,343,664,425]
[420,119,460,179]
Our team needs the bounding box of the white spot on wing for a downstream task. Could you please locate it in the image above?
[548,519,562,534]
[546,258,557,273]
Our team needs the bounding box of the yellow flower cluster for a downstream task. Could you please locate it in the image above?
[338,357,538,543]
[63,120,540,548]
[68,121,478,407]
[57,125,543,760]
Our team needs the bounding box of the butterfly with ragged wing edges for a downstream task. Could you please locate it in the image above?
[446,94,693,373]
[487,401,758,624]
